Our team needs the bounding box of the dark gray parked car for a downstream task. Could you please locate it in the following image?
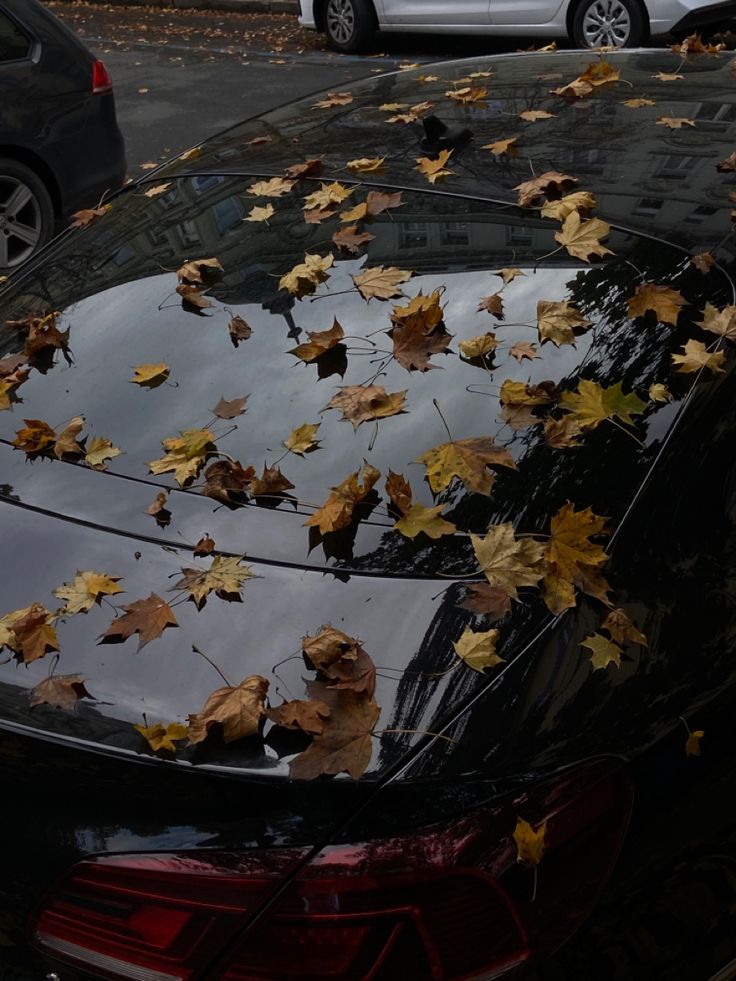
[0,0,126,270]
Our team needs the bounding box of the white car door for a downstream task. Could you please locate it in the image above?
[377,0,492,27]
[489,0,565,24]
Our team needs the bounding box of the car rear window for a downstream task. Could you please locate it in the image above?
[0,175,732,574]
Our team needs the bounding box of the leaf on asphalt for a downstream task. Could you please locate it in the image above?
[193,534,216,557]
[289,318,344,362]
[515,170,576,207]
[135,721,189,752]
[284,422,321,455]
[346,156,385,173]
[601,607,648,646]
[149,427,217,486]
[248,177,295,197]
[130,362,170,388]
[305,462,380,534]
[188,675,269,744]
[312,90,353,109]
[458,583,513,621]
[54,571,123,615]
[245,203,275,223]
[289,679,380,780]
[353,265,412,301]
[30,674,93,710]
[519,109,555,122]
[266,698,331,735]
[302,624,376,696]
[543,503,610,615]
[416,437,516,495]
[85,436,121,470]
[174,555,255,609]
[453,627,503,672]
[514,817,547,866]
[671,339,726,374]
[279,252,334,297]
[482,136,518,156]
[581,632,622,670]
[325,385,407,429]
[147,491,171,528]
[228,314,253,346]
[537,298,592,346]
[415,149,454,184]
[509,341,540,363]
[395,502,456,539]
[656,116,695,129]
[560,380,646,430]
[212,395,248,419]
[99,594,178,651]
[471,523,545,599]
[697,302,736,341]
[478,293,505,319]
[627,283,686,325]
[554,212,613,262]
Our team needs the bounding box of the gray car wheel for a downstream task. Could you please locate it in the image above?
[324,0,375,53]
[0,159,54,271]
[571,0,646,48]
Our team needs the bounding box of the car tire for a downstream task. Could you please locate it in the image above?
[0,158,55,272]
[323,0,376,53]
[571,0,647,48]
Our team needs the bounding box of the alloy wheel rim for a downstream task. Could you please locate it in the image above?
[0,176,42,268]
[326,0,356,45]
[582,0,631,47]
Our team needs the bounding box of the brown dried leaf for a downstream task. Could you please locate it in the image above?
[30,674,93,710]
[266,698,331,735]
[671,339,726,374]
[188,675,268,744]
[458,583,512,621]
[212,395,248,419]
[415,149,454,184]
[353,265,412,301]
[332,225,375,254]
[554,212,613,262]
[602,607,647,646]
[99,594,178,650]
[193,534,216,557]
[325,385,407,428]
[515,171,576,207]
[147,491,171,528]
[250,464,295,498]
[509,341,540,363]
[229,315,253,347]
[289,319,344,362]
[478,293,505,319]
[174,555,254,609]
[306,462,380,534]
[385,470,413,515]
[628,284,686,325]
[537,298,592,346]
[416,437,516,495]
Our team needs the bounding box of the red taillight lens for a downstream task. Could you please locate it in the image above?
[33,761,631,981]
[92,60,113,95]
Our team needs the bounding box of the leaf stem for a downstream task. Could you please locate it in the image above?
[432,398,454,442]
[191,644,233,687]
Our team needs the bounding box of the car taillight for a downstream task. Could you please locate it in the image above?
[92,60,113,95]
[33,760,631,981]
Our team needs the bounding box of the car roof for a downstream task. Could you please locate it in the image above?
[156,47,736,258]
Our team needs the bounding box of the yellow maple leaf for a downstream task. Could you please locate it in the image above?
[471,523,545,599]
[656,116,695,129]
[697,302,736,341]
[346,156,385,172]
[513,817,547,866]
[352,265,412,301]
[248,177,294,197]
[85,436,121,470]
[245,203,275,223]
[54,571,123,615]
[541,191,596,221]
[279,252,334,297]
[395,502,455,540]
[303,182,353,212]
[416,437,516,495]
[325,385,407,429]
[519,109,555,122]
[622,97,656,108]
[459,333,498,359]
[149,427,216,486]
[627,283,686,325]
[581,632,622,670]
[559,380,646,429]
[453,627,503,671]
[188,675,269,744]
[543,503,610,614]
[482,136,518,156]
[537,299,591,346]
[306,462,380,535]
[135,721,189,752]
[284,422,321,455]
[415,149,454,184]
[671,339,726,374]
[130,362,170,388]
[554,211,613,262]
[174,555,254,609]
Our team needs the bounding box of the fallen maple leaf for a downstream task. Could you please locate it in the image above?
[622,97,656,108]
[554,211,613,262]
[346,156,385,173]
[697,302,736,341]
[30,674,93,710]
[302,625,376,696]
[690,252,715,274]
[228,314,252,346]
[653,71,684,81]
[493,267,525,285]
[325,385,407,429]
[332,225,374,254]
[201,459,255,504]
[284,422,321,455]
[656,116,695,129]
[543,503,610,614]
[130,362,170,388]
[416,437,515,495]
[279,252,334,297]
[537,299,591,346]
[601,608,647,646]
[135,721,189,752]
[8,603,59,663]
[717,151,736,173]
[560,379,646,430]
[458,583,513,621]
[267,698,331,735]
[54,571,123,615]
[460,333,498,359]
[391,289,444,332]
[471,523,545,599]
[540,190,596,221]
[482,136,518,156]
[686,729,705,757]
[147,491,171,528]
[415,149,454,184]
[353,265,412,301]
[100,594,178,650]
[312,90,353,109]
[149,427,217,486]
[385,470,413,515]
[175,555,254,610]
[671,339,726,374]
[303,182,353,213]
[143,182,171,198]
[85,436,121,470]
[284,158,323,180]
[509,341,540,363]
[70,205,110,228]
[193,534,216,557]
[478,293,505,319]
[627,283,686,325]
[248,177,294,197]
[395,502,455,539]
[544,416,583,448]
[250,464,294,498]
[513,817,546,866]
[289,678,379,780]
[13,418,56,455]
[212,395,248,419]
[519,109,555,122]
[582,632,622,670]
[178,257,223,288]
[453,627,503,671]
[514,170,577,208]
[306,462,380,535]
[648,383,672,403]
[245,203,275,223]
[54,416,85,459]
[289,319,344,362]
[446,85,487,104]
[391,314,452,371]
[188,675,269,744]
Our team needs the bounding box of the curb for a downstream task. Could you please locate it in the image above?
[80,0,299,11]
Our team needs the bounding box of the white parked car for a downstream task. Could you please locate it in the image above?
[298,0,734,50]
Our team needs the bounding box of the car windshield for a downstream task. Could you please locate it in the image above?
[0,175,732,574]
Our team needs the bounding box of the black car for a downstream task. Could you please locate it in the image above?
[0,46,735,981]
[0,0,126,271]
